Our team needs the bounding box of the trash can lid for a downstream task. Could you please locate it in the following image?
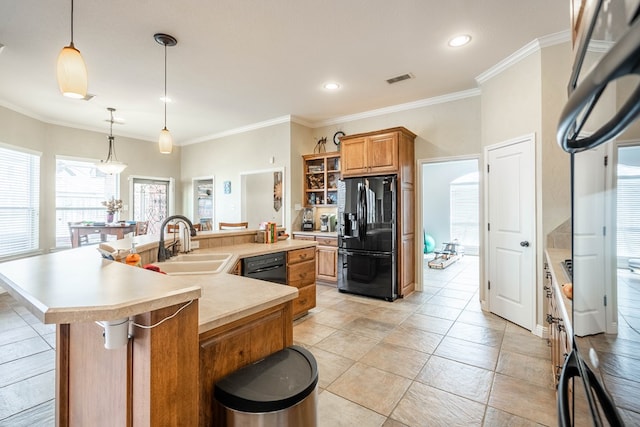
[214,345,318,413]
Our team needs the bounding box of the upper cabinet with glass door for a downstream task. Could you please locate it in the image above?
[303,152,340,207]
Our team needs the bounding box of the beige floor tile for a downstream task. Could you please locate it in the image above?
[360,342,430,379]
[306,307,361,329]
[382,419,410,427]
[327,363,411,416]
[456,309,508,331]
[488,373,556,426]
[309,347,355,389]
[501,330,550,360]
[447,321,504,348]
[416,355,494,404]
[341,317,396,341]
[496,350,555,390]
[602,372,640,413]
[318,391,387,427]
[437,288,474,301]
[330,299,379,315]
[400,313,454,335]
[416,303,462,321]
[483,406,545,426]
[434,336,500,371]
[382,325,443,354]
[620,407,640,426]
[315,330,379,361]
[363,307,413,326]
[293,319,338,346]
[391,381,485,427]
[428,295,469,309]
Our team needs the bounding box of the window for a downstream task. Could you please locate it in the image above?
[450,172,479,255]
[617,163,640,262]
[55,157,118,247]
[0,144,40,259]
[130,177,171,235]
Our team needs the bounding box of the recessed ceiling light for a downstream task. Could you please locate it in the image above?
[323,82,340,90]
[448,34,472,47]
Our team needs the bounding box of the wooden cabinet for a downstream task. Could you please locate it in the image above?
[287,247,317,317]
[341,131,399,176]
[293,232,338,283]
[303,152,341,207]
[339,127,416,297]
[316,236,338,282]
[200,302,293,426]
[544,256,572,387]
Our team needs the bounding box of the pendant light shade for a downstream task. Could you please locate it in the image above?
[57,0,87,99]
[96,108,127,175]
[155,33,177,154]
[159,127,173,154]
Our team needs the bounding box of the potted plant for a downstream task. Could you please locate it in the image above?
[102,197,123,223]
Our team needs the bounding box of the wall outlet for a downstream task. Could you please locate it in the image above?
[295,203,302,211]
[191,240,200,249]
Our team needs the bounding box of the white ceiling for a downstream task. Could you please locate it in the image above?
[0,1,570,145]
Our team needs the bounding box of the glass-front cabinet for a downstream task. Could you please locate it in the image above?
[303,152,340,207]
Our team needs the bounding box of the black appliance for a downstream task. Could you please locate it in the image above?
[557,0,640,425]
[242,252,287,285]
[337,175,396,301]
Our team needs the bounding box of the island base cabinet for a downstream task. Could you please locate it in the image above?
[56,301,199,427]
[199,302,293,426]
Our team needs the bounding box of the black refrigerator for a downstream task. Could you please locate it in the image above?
[337,175,396,301]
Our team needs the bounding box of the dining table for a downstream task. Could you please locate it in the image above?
[69,223,136,248]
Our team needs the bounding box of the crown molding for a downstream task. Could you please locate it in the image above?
[182,115,294,145]
[476,30,571,84]
[313,89,481,128]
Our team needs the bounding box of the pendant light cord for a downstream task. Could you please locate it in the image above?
[163,43,168,130]
[70,0,75,46]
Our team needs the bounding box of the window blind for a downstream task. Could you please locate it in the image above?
[617,173,640,260]
[0,145,40,258]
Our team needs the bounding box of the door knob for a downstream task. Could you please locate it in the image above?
[520,241,530,247]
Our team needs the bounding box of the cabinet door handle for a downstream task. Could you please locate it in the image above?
[520,241,530,247]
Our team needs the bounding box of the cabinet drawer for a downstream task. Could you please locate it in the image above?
[288,247,316,264]
[293,285,316,317]
[316,236,337,247]
[293,235,316,241]
[287,259,316,288]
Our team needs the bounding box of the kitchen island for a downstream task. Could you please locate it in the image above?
[0,233,316,426]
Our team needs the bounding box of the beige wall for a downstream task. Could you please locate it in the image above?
[0,106,181,252]
[180,122,292,230]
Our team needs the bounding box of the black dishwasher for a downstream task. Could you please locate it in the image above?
[242,252,287,285]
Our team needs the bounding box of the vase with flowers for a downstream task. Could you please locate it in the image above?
[102,197,123,223]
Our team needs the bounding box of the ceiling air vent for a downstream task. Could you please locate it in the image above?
[386,73,414,84]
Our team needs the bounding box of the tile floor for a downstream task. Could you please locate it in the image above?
[1,255,638,426]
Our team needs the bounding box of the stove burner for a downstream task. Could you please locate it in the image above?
[561,259,572,280]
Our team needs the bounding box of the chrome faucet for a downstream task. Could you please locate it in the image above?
[157,215,198,262]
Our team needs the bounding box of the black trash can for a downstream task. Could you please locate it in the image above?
[214,345,318,426]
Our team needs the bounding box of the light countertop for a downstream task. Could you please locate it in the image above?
[0,237,316,333]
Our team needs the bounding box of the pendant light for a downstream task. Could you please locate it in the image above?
[154,33,177,154]
[96,108,127,174]
[56,0,88,99]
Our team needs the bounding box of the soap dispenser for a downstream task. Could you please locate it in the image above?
[125,243,142,267]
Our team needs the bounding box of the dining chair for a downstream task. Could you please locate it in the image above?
[167,223,201,233]
[68,222,89,247]
[218,222,249,230]
[135,221,149,236]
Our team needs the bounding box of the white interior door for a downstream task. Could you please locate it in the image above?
[487,136,536,330]
[573,146,608,336]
